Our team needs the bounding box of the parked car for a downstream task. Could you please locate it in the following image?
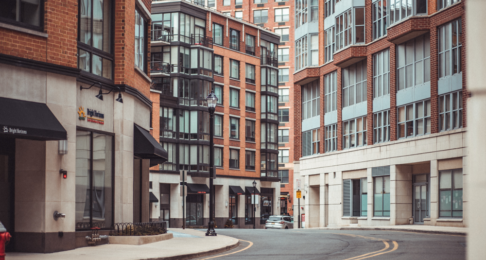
[265,215,293,229]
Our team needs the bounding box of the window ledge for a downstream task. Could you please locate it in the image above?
[230,107,241,110]
[372,217,390,220]
[357,217,368,220]
[230,78,240,81]
[229,138,240,141]
[341,217,358,220]
[216,167,224,169]
[229,168,240,170]
[246,141,256,144]
[437,218,463,222]
[135,66,152,83]
[214,136,224,139]
[245,110,256,113]
[246,169,256,172]
[0,22,48,38]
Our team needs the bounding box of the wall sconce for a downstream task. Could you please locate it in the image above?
[80,83,123,103]
[116,93,123,103]
[60,169,67,179]
[58,140,68,154]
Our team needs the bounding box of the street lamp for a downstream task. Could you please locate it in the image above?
[206,91,218,237]
[252,180,257,229]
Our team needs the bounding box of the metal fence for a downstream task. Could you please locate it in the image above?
[111,221,167,236]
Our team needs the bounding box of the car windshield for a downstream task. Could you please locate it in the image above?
[268,217,281,222]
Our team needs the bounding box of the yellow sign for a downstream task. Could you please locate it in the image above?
[78,106,86,120]
[296,190,302,199]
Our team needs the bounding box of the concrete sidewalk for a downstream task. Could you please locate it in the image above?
[304,225,467,235]
[6,229,239,260]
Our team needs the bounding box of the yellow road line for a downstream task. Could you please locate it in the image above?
[200,239,253,260]
[343,240,390,260]
[353,241,399,260]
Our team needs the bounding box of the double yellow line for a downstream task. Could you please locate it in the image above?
[334,233,399,260]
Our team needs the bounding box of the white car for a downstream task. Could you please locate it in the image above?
[265,215,293,229]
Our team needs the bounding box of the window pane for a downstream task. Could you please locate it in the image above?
[454,170,463,189]
[440,171,452,189]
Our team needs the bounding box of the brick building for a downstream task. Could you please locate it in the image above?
[0,0,163,252]
[214,0,295,217]
[148,0,281,228]
[293,0,467,228]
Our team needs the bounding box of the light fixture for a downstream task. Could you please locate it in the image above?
[60,169,67,179]
[58,140,68,155]
[116,92,123,103]
[206,91,218,109]
[95,89,104,101]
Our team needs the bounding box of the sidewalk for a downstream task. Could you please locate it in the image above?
[6,229,239,260]
[305,225,467,235]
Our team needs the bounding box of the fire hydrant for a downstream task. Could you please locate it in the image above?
[0,231,12,260]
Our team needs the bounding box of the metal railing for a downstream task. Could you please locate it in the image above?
[191,34,213,48]
[261,55,278,67]
[152,82,173,96]
[111,221,167,236]
[152,22,173,42]
[151,61,171,74]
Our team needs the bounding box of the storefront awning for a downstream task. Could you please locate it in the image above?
[134,124,168,166]
[229,186,245,195]
[0,97,67,140]
[245,186,260,195]
[149,192,159,203]
[186,183,210,194]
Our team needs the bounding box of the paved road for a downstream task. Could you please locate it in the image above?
[192,229,465,260]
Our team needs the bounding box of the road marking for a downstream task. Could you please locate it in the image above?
[353,241,399,260]
[199,240,253,260]
[343,240,390,260]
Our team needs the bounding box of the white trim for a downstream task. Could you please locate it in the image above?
[209,12,211,31]
[215,111,224,116]
[230,85,240,89]
[229,146,241,150]
[150,89,162,94]
[371,217,391,220]
[246,117,256,121]
[135,67,152,83]
[437,218,463,222]
[229,114,241,118]
[214,81,225,86]
[245,148,257,151]
[242,24,245,42]
[226,18,229,37]
[214,144,225,148]
[246,89,257,93]
[0,22,48,38]
[136,0,151,19]
[278,86,291,89]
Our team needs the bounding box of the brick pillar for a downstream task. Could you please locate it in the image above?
[294,83,302,161]
[320,74,325,154]
[461,14,467,128]
[365,0,372,44]
[367,54,373,145]
[337,67,343,151]
[389,44,397,141]
[430,25,439,134]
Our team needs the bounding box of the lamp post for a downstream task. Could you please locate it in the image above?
[252,180,257,229]
[206,91,218,236]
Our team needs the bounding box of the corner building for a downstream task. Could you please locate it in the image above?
[148,0,281,228]
[0,0,165,253]
[293,0,466,228]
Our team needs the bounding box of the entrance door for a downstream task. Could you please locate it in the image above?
[186,194,203,227]
[0,137,15,251]
[413,174,429,224]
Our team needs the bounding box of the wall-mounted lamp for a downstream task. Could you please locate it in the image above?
[116,92,123,103]
[58,140,68,155]
[53,211,66,220]
[60,169,67,179]
[287,194,291,203]
[80,83,123,103]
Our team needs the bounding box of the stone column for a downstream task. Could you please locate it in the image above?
[319,173,325,227]
[429,159,439,225]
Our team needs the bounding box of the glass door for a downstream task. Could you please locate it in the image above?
[413,174,429,224]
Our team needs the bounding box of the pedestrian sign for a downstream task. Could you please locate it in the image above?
[296,190,302,199]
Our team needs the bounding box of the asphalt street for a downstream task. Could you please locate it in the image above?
[192,229,466,260]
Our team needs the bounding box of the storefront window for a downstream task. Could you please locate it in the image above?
[439,169,463,218]
[260,188,273,224]
[229,193,238,224]
[186,194,204,226]
[75,130,114,230]
[373,176,390,217]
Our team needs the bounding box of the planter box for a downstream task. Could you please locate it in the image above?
[108,233,173,245]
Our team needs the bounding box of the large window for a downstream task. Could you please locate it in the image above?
[213,23,223,45]
[230,88,239,108]
[214,55,223,75]
[439,91,463,132]
[324,27,335,63]
[255,0,268,3]
[77,0,113,80]
[389,0,427,25]
[335,8,365,51]
[437,0,460,10]
[310,0,318,21]
[302,80,320,120]
[278,149,289,163]
[278,48,289,62]
[230,117,240,139]
[278,108,289,123]
[230,29,240,51]
[439,169,463,217]
[254,9,268,24]
[325,124,337,152]
[295,0,308,28]
[230,149,240,169]
[438,20,462,79]
[235,11,242,20]
[278,129,289,143]
[397,100,431,138]
[343,60,367,107]
[324,71,337,113]
[1,0,43,29]
[229,192,238,224]
[261,123,278,150]
[160,107,177,138]
[396,34,430,90]
[246,34,256,55]
[230,59,240,79]
[215,84,223,105]
[310,35,319,66]
[295,36,307,70]
[374,176,390,217]
[278,88,289,102]
[215,114,223,137]
[246,64,256,84]
[246,92,256,112]
[214,147,223,167]
[373,49,390,98]
[76,131,113,230]
[343,116,367,149]
[325,0,336,17]
[161,143,177,171]
[302,128,320,157]
[373,110,390,143]
[275,8,289,22]
[279,170,289,183]
[223,0,230,6]
[343,179,367,217]
[279,68,289,82]
[275,28,289,42]
[135,9,147,72]
[245,150,256,170]
[245,120,256,142]
[372,0,388,40]
[261,95,278,120]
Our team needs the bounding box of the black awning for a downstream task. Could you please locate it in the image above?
[229,186,245,195]
[245,186,260,195]
[0,97,67,140]
[187,183,210,194]
[134,124,168,165]
[149,192,159,203]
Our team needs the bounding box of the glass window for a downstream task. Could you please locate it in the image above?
[302,80,320,120]
[213,23,223,45]
[396,34,431,90]
[439,169,463,217]
[278,108,289,123]
[275,28,289,42]
[230,149,240,169]
[223,0,230,6]
[215,114,223,137]
[389,0,427,25]
[245,150,256,170]
[295,0,308,28]
[278,68,289,82]
[160,142,177,171]
[160,107,177,138]
[325,124,337,152]
[214,55,223,75]
[374,176,390,217]
[229,193,238,224]
[397,99,431,138]
[275,8,289,22]
[342,60,367,107]
[439,91,463,131]
[324,71,337,113]
[302,128,320,157]
[214,147,223,167]
[343,179,366,216]
[261,95,278,120]
[437,0,460,10]
[246,34,256,55]
[295,36,308,70]
[278,48,289,62]
[76,131,113,230]
[254,0,268,3]
[0,0,43,29]
[215,85,223,105]
[325,0,336,17]
[230,29,240,51]
[361,178,368,216]
[278,149,289,163]
[261,123,278,150]
[246,64,256,84]
[135,8,147,72]
[310,0,318,21]
[278,129,289,143]
[245,120,256,142]
[278,170,289,183]
[373,0,388,40]
[438,20,462,78]
[253,9,268,24]
[373,49,390,98]
[310,34,319,66]
[230,117,240,139]
[230,88,239,108]
[246,92,256,112]
[230,59,240,79]
[235,11,243,20]
[324,27,335,63]
[278,88,289,102]
[373,110,390,143]
[343,116,367,149]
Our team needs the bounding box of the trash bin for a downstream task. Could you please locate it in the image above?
[0,221,12,260]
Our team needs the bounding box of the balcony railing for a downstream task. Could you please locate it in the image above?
[151,61,171,74]
[151,82,173,96]
[191,34,213,48]
[152,22,173,42]
[261,55,278,67]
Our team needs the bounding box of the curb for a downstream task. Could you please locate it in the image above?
[145,240,240,260]
[301,227,466,236]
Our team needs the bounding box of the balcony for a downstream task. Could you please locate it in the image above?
[261,55,278,67]
[150,61,171,75]
[191,34,213,48]
[151,22,172,45]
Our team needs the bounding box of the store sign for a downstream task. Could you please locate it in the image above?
[3,126,27,135]
[78,107,105,125]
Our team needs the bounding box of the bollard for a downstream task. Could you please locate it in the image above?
[0,231,12,260]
